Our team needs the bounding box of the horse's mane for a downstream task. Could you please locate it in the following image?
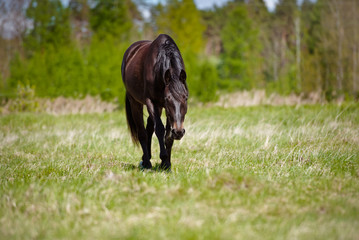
[154,35,187,100]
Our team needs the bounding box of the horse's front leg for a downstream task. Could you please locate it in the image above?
[145,99,168,167]
[163,119,174,170]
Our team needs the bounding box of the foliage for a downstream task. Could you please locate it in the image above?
[8,37,128,103]
[152,0,205,54]
[184,54,218,102]
[5,83,39,112]
[220,3,262,90]
[25,0,71,52]
[1,0,359,102]
[90,0,132,40]
[85,36,128,101]
[1,105,359,239]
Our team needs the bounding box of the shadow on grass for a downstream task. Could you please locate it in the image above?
[117,161,171,173]
[118,162,137,171]
[152,163,172,173]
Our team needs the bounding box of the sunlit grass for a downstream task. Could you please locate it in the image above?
[1,104,358,239]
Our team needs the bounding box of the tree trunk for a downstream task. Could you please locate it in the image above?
[332,0,343,91]
[295,16,301,91]
[353,0,358,94]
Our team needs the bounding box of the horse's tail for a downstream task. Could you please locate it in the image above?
[125,93,139,145]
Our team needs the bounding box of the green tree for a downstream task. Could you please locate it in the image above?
[90,0,132,40]
[220,3,262,89]
[25,0,70,52]
[152,0,205,54]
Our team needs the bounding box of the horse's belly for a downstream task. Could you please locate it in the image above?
[124,67,146,104]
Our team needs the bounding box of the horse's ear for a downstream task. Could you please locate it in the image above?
[180,70,186,83]
[164,69,171,85]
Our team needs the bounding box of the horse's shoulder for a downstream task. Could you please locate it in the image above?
[124,41,151,63]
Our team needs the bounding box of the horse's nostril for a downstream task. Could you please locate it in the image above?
[182,129,185,135]
[171,128,185,139]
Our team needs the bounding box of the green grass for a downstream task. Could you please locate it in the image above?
[1,104,359,239]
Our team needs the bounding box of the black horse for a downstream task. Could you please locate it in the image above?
[121,34,188,170]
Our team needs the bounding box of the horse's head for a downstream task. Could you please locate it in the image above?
[164,69,188,140]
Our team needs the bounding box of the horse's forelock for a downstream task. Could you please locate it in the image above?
[169,79,188,102]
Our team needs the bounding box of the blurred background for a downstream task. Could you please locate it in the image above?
[0,0,358,107]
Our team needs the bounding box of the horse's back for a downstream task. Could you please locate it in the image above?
[122,40,151,80]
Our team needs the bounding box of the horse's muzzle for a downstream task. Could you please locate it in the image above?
[171,128,185,140]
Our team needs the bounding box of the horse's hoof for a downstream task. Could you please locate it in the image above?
[159,162,171,172]
[139,161,152,170]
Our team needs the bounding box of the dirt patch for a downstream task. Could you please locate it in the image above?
[43,96,118,115]
[213,90,341,107]
[1,95,118,115]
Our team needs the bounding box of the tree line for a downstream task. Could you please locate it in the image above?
[0,0,358,103]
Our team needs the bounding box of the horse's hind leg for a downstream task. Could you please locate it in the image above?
[146,116,154,160]
[129,98,152,169]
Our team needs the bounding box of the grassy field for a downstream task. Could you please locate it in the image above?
[1,104,359,239]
